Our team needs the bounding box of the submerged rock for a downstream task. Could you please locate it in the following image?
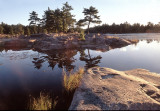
[69,67,160,110]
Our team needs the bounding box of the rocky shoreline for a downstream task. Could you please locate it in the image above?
[0,34,138,51]
[69,67,160,110]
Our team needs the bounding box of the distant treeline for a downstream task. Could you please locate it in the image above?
[0,2,160,35]
[88,22,160,34]
[0,23,40,36]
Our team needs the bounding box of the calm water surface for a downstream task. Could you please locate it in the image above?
[0,34,160,109]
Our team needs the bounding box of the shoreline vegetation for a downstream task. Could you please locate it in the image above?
[28,68,84,110]
[29,92,59,110]
[63,67,85,92]
[29,92,53,110]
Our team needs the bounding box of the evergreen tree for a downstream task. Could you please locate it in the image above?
[61,2,76,33]
[76,19,86,28]
[44,8,55,32]
[17,24,24,35]
[42,2,75,33]
[0,25,4,34]
[79,6,101,34]
[28,11,40,26]
[29,26,37,34]
[54,8,63,32]
[24,26,31,36]
[1,22,10,34]
[76,19,86,32]
[9,26,14,35]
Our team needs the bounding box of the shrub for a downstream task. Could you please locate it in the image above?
[79,30,85,41]
[42,29,48,34]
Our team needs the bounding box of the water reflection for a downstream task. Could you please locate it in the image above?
[32,50,78,71]
[1,39,160,72]
[32,57,44,69]
[31,49,103,71]
[0,48,102,72]
[1,38,160,109]
[79,49,102,68]
[106,33,160,41]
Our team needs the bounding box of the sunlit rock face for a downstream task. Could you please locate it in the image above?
[70,67,160,110]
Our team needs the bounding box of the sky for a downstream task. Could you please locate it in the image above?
[0,0,160,26]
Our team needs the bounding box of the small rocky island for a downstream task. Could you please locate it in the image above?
[0,33,137,52]
[69,67,160,110]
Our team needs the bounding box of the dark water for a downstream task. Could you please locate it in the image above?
[0,35,160,109]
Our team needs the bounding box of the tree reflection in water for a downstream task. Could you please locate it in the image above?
[32,57,45,69]
[79,49,102,68]
[0,46,103,71]
[32,49,102,71]
[32,50,77,71]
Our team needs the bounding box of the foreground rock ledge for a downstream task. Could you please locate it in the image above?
[69,67,160,110]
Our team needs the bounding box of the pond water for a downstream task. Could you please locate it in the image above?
[0,33,160,109]
[105,33,160,40]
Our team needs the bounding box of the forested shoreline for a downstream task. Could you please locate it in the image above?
[0,2,160,36]
[87,22,160,34]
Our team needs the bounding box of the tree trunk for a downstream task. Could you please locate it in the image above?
[88,21,90,34]
[63,19,65,33]
[88,15,92,34]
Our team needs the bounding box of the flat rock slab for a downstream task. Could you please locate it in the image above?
[69,67,160,110]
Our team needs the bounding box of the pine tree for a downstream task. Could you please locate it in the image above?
[29,26,37,34]
[17,24,24,35]
[0,25,4,34]
[9,26,14,35]
[44,8,55,33]
[28,11,40,26]
[24,27,30,36]
[79,6,101,34]
[1,22,10,34]
[54,8,63,32]
[76,19,86,32]
[61,2,76,33]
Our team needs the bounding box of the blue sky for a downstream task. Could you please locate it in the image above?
[0,0,160,26]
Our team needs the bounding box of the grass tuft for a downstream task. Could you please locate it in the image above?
[63,67,85,92]
[29,92,58,110]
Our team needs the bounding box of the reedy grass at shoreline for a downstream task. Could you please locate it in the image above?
[29,92,58,110]
[28,67,84,110]
[63,67,85,92]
